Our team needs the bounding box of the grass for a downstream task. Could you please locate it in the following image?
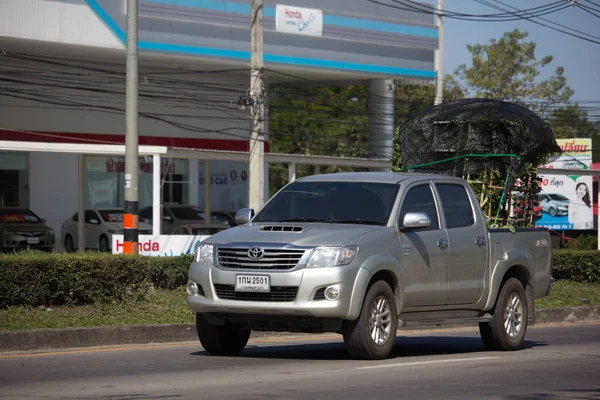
[0,288,194,331]
[0,281,598,331]
[533,280,600,309]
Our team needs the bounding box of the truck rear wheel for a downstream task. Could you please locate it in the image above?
[343,280,397,360]
[196,314,250,355]
[479,278,528,351]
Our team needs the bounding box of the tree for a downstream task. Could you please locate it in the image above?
[455,29,574,114]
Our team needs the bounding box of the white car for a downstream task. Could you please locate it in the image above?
[61,208,152,252]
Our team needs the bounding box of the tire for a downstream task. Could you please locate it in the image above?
[196,314,250,356]
[343,280,398,360]
[99,235,109,252]
[479,278,528,351]
[548,207,557,217]
[64,235,74,253]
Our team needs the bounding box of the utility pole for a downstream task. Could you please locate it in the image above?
[434,0,444,106]
[124,0,139,254]
[249,0,265,211]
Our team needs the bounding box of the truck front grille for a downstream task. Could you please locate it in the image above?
[213,284,298,302]
[216,247,306,270]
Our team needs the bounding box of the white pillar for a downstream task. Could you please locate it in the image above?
[368,79,395,171]
[288,162,296,183]
[77,155,85,251]
[152,154,161,236]
[204,160,211,224]
[188,159,199,206]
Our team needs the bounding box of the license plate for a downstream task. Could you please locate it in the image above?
[235,275,270,292]
[27,237,39,244]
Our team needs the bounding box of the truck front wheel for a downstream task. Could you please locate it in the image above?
[479,278,528,351]
[196,314,250,355]
[343,280,398,360]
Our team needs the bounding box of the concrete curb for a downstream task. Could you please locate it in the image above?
[1,306,598,353]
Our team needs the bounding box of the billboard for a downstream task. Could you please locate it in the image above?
[535,138,593,230]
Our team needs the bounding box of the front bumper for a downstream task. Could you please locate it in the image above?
[1,234,55,252]
[186,260,369,321]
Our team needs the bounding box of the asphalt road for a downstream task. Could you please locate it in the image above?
[1,322,599,400]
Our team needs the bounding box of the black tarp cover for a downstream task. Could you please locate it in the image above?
[398,98,561,175]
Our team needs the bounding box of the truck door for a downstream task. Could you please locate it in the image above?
[435,183,487,305]
[397,184,449,307]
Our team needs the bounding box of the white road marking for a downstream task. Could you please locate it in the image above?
[356,356,501,370]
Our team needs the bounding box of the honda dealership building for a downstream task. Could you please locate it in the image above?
[0,0,438,250]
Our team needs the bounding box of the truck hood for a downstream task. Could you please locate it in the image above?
[205,223,381,247]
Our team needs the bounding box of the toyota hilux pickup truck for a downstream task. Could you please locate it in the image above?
[186,172,554,360]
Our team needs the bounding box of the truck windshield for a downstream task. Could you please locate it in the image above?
[254,181,399,225]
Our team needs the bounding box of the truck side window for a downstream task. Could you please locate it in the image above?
[436,184,475,229]
[399,185,439,230]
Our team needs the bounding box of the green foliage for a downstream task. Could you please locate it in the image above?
[455,29,573,113]
[547,105,599,162]
[564,235,598,251]
[0,252,193,308]
[552,250,600,284]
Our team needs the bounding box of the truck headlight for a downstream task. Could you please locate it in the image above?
[306,246,358,268]
[194,243,214,264]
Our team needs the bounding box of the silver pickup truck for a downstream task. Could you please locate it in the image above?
[187,172,553,360]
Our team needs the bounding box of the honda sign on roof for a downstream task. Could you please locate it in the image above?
[276,4,323,37]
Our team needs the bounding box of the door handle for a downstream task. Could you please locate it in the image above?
[475,236,486,246]
[437,239,448,249]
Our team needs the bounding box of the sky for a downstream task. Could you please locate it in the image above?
[442,0,600,103]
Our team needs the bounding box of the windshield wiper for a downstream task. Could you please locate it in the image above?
[334,219,383,225]
[274,218,328,223]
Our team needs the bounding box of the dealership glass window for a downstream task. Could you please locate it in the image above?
[84,156,188,209]
[0,152,29,208]
[198,160,249,213]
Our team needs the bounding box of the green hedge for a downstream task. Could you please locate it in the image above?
[0,252,193,308]
[551,249,600,284]
[1,250,598,308]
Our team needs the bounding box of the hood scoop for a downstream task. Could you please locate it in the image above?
[259,225,303,233]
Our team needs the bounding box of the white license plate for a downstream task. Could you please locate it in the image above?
[235,275,270,292]
[27,237,40,244]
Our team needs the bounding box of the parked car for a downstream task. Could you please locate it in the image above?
[172,222,231,236]
[0,207,55,252]
[61,209,153,252]
[139,205,204,234]
[190,206,237,227]
[186,172,553,360]
[537,193,569,216]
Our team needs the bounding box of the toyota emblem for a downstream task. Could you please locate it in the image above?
[248,247,265,260]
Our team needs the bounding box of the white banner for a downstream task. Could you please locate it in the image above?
[112,234,210,257]
[276,4,323,37]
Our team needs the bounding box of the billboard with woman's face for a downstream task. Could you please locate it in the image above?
[536,139,593,230]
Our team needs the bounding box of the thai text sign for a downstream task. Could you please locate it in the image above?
[276,4,323,37]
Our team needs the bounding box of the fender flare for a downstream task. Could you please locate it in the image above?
[346,253,402,320]
[483,248,534,311]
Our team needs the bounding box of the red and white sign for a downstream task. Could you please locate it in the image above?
[276,4,323,37]
[112,235,210,257]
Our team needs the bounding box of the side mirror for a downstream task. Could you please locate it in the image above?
[163,215,173,222]
[235,208,255,225]
[41,219,47,223]
[89,219,100,225]
[401,212,431,230]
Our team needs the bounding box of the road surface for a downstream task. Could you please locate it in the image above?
[1,322,599,399]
